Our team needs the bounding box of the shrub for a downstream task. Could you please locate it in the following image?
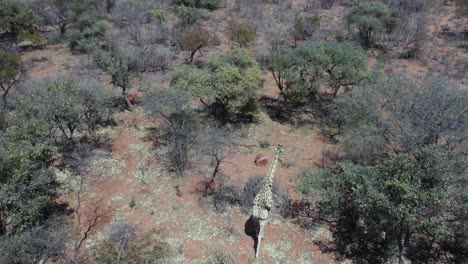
[206,253,235,264]
[226,20,256,47]
[0,51,21,104]
[146,9,166,23]
[68,15,110,52]
[144,87,204,176]
[292,13,320,46]
[173,0,221,10]
[0,0,43,45]
[174,4,201,30]
[14,78,114,143]
[345,1,398,48]
[93,223,169,263]
[175,25,220,63]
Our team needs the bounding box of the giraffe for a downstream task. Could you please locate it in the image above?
[251,144,285,259]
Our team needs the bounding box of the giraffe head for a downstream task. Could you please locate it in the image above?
[276,144,285,155]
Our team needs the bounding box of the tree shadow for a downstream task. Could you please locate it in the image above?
[259,95,331,127]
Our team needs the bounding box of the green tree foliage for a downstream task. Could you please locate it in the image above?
[268,42,367,103]
[173,0,221,10]
[330,74,468,163]
[226,20,256,47]
[14,78,114,143]
[0,138,56,235]
[171,48,263,122]
[146,9,166,23]
[92,39,137,110]
[68,15,111,52]
[174,4,201,30]
[0,0,42,45]
[0,110,69,262]
[300,151,466,263]
[345,1,398,48]
[0,51,21,104]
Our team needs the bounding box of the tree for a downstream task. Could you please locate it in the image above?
[0,0,43,46]
[92,39,138,110]
[144,87,204,175]
[46,0,77,36]
[226,20,256,47]
[197,125,237,196]
[171,48,263,122]
[292,13,320,46]
[175,24,219,63]
[345,1,398,48]
[173,0,221,10]
[0,51,21,105]
[0,145,57,235]
[93,222,169,263]
[267,42,367,102]
[173,4,201,31]
[300,151,464,263]
[320,0,335,9]
[68,15,110,52]
[0,217,68,263]
[330,74,468,163]
[104,0,117,13]
[14,78,114,143]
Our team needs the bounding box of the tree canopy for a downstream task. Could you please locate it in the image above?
[300,150,465,263]
[171,48,263,122]
[0,0,42,44]
[268,42,368,103]
[345,1,399,48]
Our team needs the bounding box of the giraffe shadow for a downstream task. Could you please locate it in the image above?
[244,215,260,255]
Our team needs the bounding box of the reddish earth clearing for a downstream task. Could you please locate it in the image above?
[18,2,466,263]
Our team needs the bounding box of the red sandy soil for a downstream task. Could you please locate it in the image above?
[17,2,465,263]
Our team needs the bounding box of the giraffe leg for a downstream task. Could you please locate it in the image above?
[255,220,267,259]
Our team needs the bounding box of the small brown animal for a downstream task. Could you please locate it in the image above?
[254,154,268,166]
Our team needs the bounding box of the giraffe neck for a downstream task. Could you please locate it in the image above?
[263,150,280,190]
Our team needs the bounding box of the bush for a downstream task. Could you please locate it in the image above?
[345,1,398,48]
[226,20,256,47]
[14,78,114,143]
[174,4,201,30]
[144,87,205,175]
[293,13,320,46]
[146,9,166,23]
[0,51,22,104]
[206,253,235,264]
[68,15,110,52]
[93,222,169,263]
[173,0,221,10]
[0,0,42,45]
[175,25,220,63]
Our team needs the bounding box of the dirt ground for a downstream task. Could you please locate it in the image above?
[16,1,466,263]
